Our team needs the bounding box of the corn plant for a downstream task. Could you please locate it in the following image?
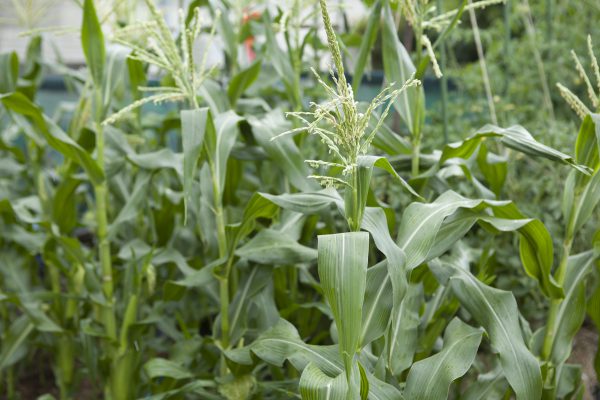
[0,0,599,399]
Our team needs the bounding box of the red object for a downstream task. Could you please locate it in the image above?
[242,10,261,61]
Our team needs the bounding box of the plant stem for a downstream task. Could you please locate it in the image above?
[93,88,117,341]
[468,0,497,125]
[411,136,421,177]
[437,0,448,144]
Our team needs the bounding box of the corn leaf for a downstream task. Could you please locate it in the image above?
[318,232,369,374]
[430,259,542,400]
[404,318,483,399]
[81,0,105,86]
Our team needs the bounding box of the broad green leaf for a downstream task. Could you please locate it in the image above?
[128,149,183,182]
[318,232,369,374]
[396,191,562,298]
[545,251,600,365]
[228,60,262,105]
[574,114,599,168]
[352,0,382,94]
[370,116,412,155]
[361,207,410,360]
[102,46,128,109]
[463,368,509,400]
[477,143,507,197]
[0,52,19,93]
[228,266,272,344]
[249,318,343,376]
[108,173,151,238]
[0,315,34,370]
[0,92,104,184]
[201,110,243,197]
[381,1,424,135]
[81,0,105,86]
[396,191,489,270]
[299,362,349,400]
[235,229,317,265]
[555,363,584,399]
[227,192,279,253]
[367,372,405,400]
[51,177,82,233]
[441,125,591,175]
[385,283,422,375]
[144,358,193,380]
[259,189,342,215]
[360,261,392,346]
[404,318,483,399]
[181,108,209,221]
[573,169,600,232]
[249,111,315,192]
[357,155,420,198]
[430,258,542,400]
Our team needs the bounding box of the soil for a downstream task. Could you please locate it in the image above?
[569,325,599,400]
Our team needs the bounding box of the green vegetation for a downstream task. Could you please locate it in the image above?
[0,0,598,399]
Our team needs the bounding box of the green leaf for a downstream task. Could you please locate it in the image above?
[360,261,392,346]
[108,173,151,238]
[181,108,209,221]
[404,318,483,399]
[396,191,562,298]
[442,125,592,175]
[0,92,104,184]
[385,282,422,375]
[259,189,342,215]
[545,251,600,365]
[0,315,34,370]
[462,368,509,400]
[430,258,542,400]
[299,362,349,400]
[81,0,106,86]
[381,1,424,135]
[227,193,279,253]
[352,0,382,93]
[201,110,243,197]
[262,12,300,107]
[248,318,343,376]
[573,169,600,232]
[0,52,19,93]
[574,114,599,168]
[318,232,369,382]
[228,60,262,105]
[144,358,193,380]
[235,229,317,265]
[357,156,420,198]
[250,111,316,192]
[228,266,272,344]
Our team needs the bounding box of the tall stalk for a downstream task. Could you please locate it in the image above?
[468,0,497,125]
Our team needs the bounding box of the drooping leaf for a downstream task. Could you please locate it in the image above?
[144,358,193,380]
[441,125,591,175]
[0,92,104,184]
[299,362,349,400]
[404,318,483,399]
[430,258,542,400]
[235,229,317,265]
